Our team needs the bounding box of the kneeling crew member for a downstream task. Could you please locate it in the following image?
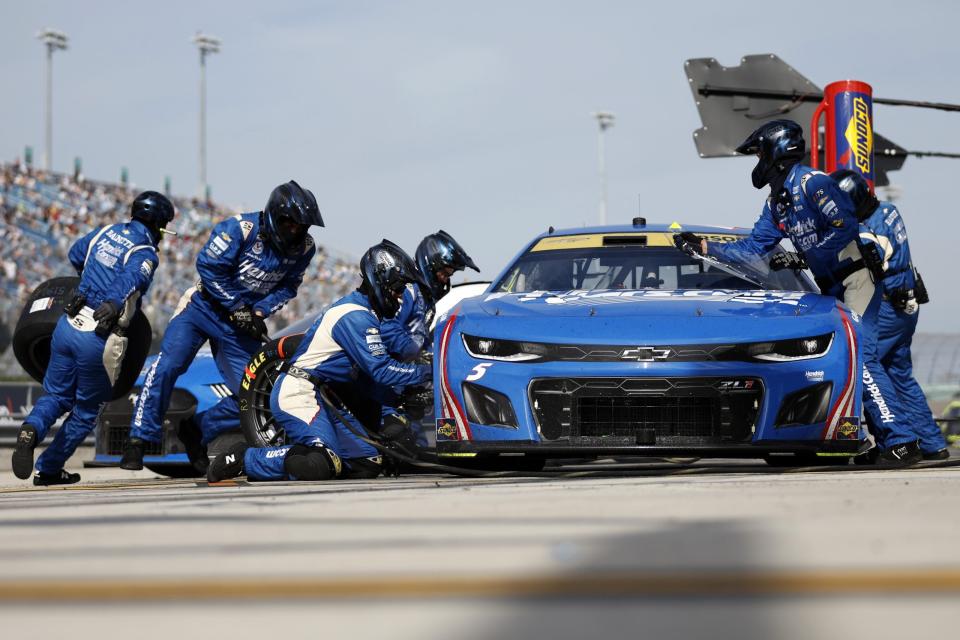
[674,119,922,466]
[207,240,431,482]
[12,192,175,485]
[831,169,947,460]
[122,181,322,471]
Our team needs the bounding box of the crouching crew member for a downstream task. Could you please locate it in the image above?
[206,240,431,482]
[121,181,322,472]
[12,192,175,485]
[831,169,947,460]
[674,119,922,466]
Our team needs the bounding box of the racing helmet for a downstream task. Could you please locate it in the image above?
[263,180,324,256]
[359,239,421,319]
[830,169,879,222]
[415,230,479,300]
[736,119,806,189]
[130,191,175,241]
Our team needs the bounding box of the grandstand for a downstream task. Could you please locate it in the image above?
[0,159,358,378]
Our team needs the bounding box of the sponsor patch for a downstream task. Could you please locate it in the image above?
[140,260,154,276]
[837,417,860,440]
[29,297,53,314]
[437,419,459,441]
[252,239,263,255]
[211,236,230,254]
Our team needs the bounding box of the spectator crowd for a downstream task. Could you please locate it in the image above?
[0,159,357,376]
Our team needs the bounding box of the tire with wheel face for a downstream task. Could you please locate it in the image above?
[238,334,305,448]
[13,276,152,400]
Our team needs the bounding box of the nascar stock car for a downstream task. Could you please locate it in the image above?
[91,221,867,476]
[432,222,866,465]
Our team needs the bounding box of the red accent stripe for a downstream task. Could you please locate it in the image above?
[439,315,471,440]
[822,306,856,439]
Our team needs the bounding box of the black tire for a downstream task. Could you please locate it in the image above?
[0,320,11,355]
[12,276,153,400]
[144,463,204,479]
[239,334,305,448]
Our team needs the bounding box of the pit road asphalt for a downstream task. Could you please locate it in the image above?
[0,447,958,640]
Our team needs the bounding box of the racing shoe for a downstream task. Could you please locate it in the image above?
[11,424,37,480]
[119,438,146,470]
[922,448,950,461]
[33,470,80,486]
[876,441,922,468]
[206,443,249,483]
[176,417,209,474]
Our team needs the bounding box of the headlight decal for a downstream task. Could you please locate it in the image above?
[438,315,471,440]
[822,305,858,440]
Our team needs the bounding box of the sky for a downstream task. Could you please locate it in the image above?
[2,0,959,330]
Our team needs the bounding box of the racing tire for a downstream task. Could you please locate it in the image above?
[144,463,204,479]
[12,277,153,400]
[239,334,305,448]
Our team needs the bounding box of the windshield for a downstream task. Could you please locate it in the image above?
[494,242,815,294]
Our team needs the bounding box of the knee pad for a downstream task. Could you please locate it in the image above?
[342,455,383,480]
[284,444,342,481]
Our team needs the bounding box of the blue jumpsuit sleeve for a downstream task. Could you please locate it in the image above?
[863,204,914,294]
[196,218,248,311]
[706,202,784,261]
[68,228,99,275]
[100,246,159,309]
[380,285,428,362]
[331,311,431,388]
[253,240,316,317]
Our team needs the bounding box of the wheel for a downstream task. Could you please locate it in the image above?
[763,453,851,467]
[12,276,152,399]
[238,334,305,447]
[144,464,203,479]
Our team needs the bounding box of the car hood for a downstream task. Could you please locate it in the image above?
[452,290,840,344]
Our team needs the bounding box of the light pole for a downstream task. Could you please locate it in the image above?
[37,29,69,172]
[592,111,615,225]
[193,32,221,199]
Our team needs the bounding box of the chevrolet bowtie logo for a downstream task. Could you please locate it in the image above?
[620,347,671,361]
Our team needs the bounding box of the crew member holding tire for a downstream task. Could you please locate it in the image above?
[831,169,947,461]
[121,181,323,472]
[207,240,431,482]
[673,119,922,467]
[12,191,175,485]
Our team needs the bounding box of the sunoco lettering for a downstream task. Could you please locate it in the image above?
[845,97,872,175]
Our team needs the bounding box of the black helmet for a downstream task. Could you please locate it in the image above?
[415,230,479,300]
[263,180,324,256]
[131,191,175,242]
[359,240,421,319]
[830,169,879,222]
[736,119,806,189]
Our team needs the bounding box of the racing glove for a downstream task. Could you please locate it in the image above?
[379,413,418,455]
[63,293,87,318]
[673,232,704,256]
[400,382,434,420]
[889,289,919,315]
[228,306,269,340]
[93,301,120,338]
[769,251,807,271]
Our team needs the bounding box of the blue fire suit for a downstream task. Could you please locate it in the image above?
[862,202,945,454]
[707,164,918,450]
[129,213,314,445]
[380,283,431,362]
[25,220,160,474]
[243,291,431,480]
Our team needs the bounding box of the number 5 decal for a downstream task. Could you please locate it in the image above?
[465,363,493,381]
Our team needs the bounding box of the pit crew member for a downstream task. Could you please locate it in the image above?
[831,169,947,460]
[121,181,322,471]
[673,119,921,466]
[205,240,431,482]
[12,192,175,485]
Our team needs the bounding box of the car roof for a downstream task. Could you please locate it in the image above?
[538,222,747,238]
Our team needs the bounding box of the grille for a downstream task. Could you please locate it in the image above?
[530,377,762,445]
[105,425,162,456]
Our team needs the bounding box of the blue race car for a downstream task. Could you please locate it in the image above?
[432,223,867,465]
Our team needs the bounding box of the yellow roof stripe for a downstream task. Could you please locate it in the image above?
[530,232,742,252]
